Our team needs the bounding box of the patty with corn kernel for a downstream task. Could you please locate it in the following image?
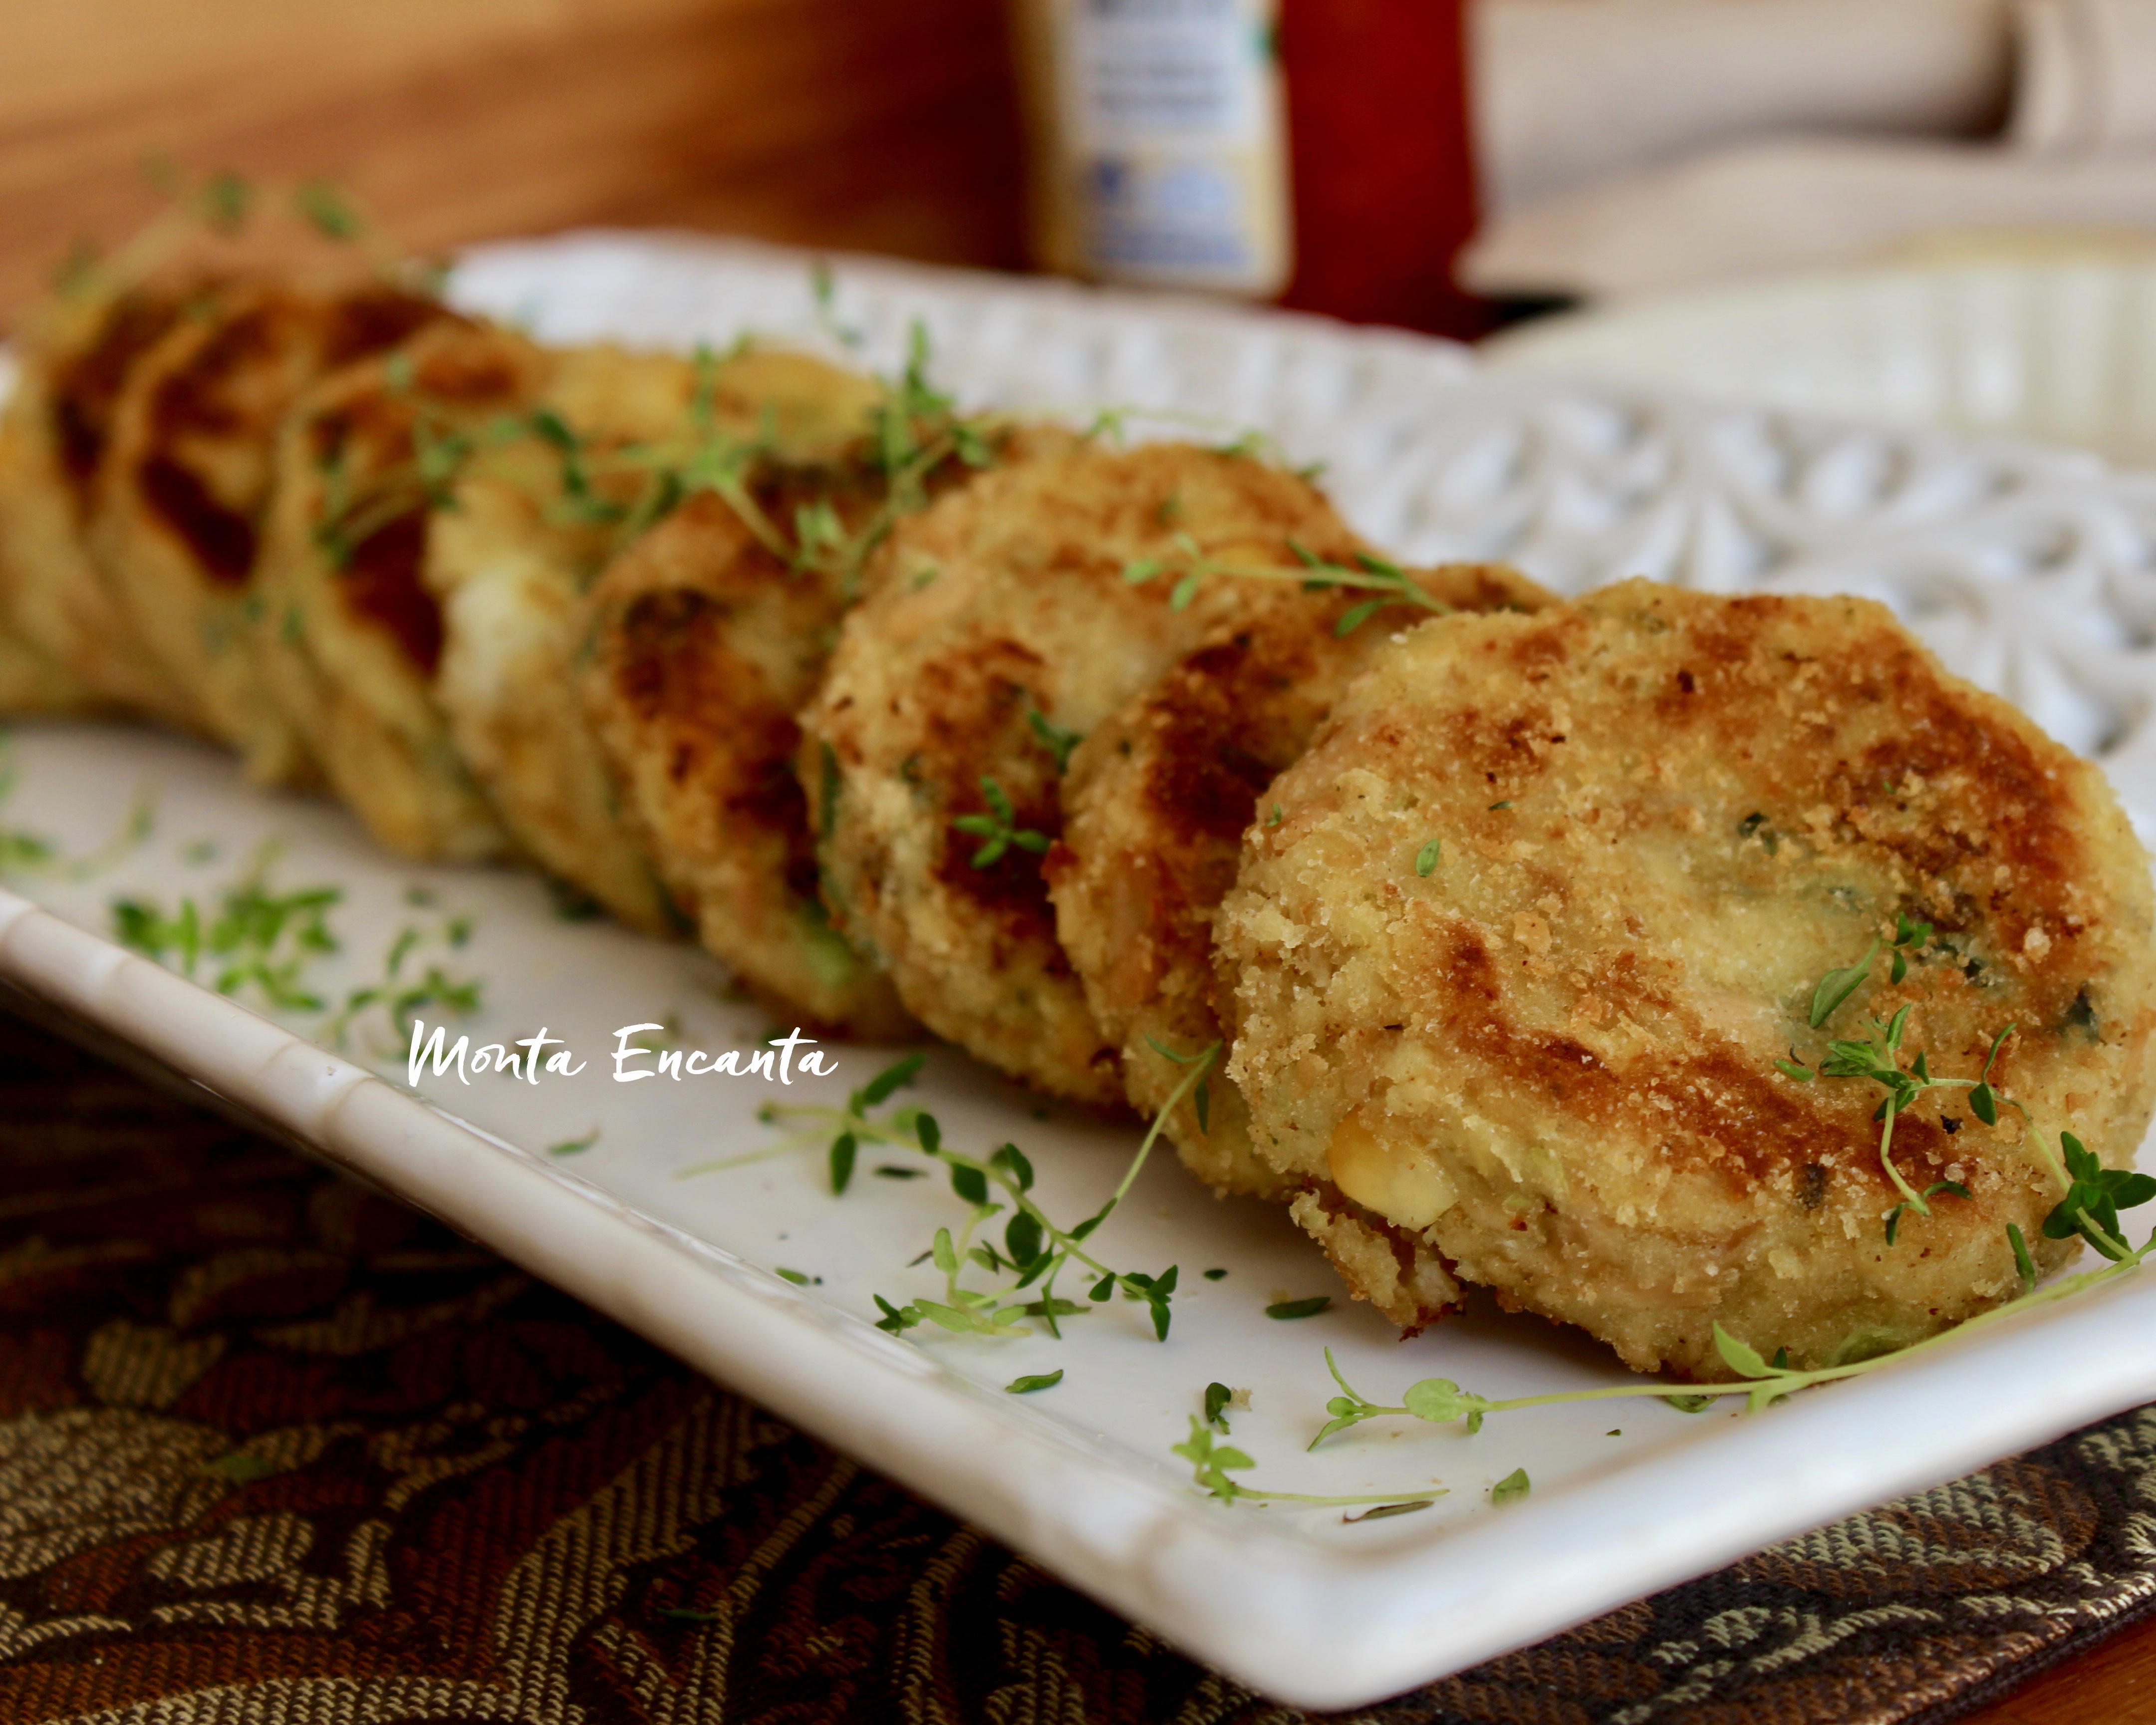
[801,440,1373,1106]
[1049,561,1553,1326]
[1219,578,2156,1377]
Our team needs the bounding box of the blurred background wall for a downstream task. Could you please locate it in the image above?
[0,0,1031,328]
[8,0,2156,344]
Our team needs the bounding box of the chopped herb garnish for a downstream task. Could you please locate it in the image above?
[701,1047,1213,1343]
[1267,1296,1331,1320]
[113,854,340,1012]
[1006,1370,1064,1394]
[547,1131,599,1157]
[294,178,362,240]
[1414,839,1441,877]
[1173,1418,1444,1511]
[1122,536,1453,636]
[1491,1468,1531,1504]
[1310,1215,2156,1439]
[1344,1499,1435,1522]
[1026,708,1084,774]
[952,776,1051,867]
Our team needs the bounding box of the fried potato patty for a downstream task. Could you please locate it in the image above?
[257,320,555,860]
[0,615,101,714]
[580,483,913,1033]
[578,408,1064,1034]
[1219,579,2156,1377]
[801,441,1370,1105]
[0,282,213,727]
[1050,563,1553,1325]
[434,346,885,941]
[95,280,447,783]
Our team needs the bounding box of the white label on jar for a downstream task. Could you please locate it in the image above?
[1072,0,1262,145]
[1029,0,1290,293]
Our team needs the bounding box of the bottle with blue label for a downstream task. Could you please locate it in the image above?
[1013,0,1293,297]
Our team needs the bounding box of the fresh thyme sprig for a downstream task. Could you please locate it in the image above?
[2044,1134,2156,1262]
[1309,1220,2156,1441]
[870,1046,1218,1342]
[1078,406,1323,482]
[0,739,151,880]
[1120,537,1450,637]
[310,305,1007,611]
[1173,1418,1442,1513]
[1779,922,2148,1255]
[1027,709,1084,774]
[703,1046,1216,1342]
[951,777,1051,868]
[685,1051,931,1183]
[809,260,864,351]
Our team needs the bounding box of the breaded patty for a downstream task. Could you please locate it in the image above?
[579,403,1061,1034]
[1050,562,1553,1326]
[1219,579,2156,1377]
[579,482,914,1033]
[433,347,883,937]
[427,344,707,924]
[255,320,546,861]
[0,282,213,727]
[801,441,1370,1105]
[0,615,101,715]
[95,280,447,783]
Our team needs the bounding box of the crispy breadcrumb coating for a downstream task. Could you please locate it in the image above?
[426,345,877,928]
[579,479,914,1034]
[1220,579,2156,1376]
[256,320,546,861]
[96,280,446,783]
[0,280,214,727]
[1049,563,1552,1326]
[801,440,1369,1105]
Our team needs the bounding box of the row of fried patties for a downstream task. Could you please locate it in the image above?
[8,260,2154,1381]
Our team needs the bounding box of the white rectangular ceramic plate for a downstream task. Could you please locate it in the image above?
[6,233,2156,1712]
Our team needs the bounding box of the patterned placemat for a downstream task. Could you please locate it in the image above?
[5,1001,2155,1725]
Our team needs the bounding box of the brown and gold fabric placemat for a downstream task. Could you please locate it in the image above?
[5,1002,2156,1725]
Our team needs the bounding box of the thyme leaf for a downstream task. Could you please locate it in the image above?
[951,776,1051,867]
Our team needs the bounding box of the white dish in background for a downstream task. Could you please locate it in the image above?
[5,232,2156,1710]
[1482,258,2156,472]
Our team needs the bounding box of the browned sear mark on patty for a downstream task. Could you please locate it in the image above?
[53,289,193,504]
[340,510,442,675]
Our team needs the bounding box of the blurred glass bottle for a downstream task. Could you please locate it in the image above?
[1011,0,1293,297]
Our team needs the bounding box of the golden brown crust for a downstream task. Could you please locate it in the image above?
[579,479,914,1036]
[0,281,215,727]
[255,320,544,861]
[1220,579,2156,1376]
[801,439,1365,1106]
[1050,561,1553,1326]
[95,281,448,783]
[421,343,869,933]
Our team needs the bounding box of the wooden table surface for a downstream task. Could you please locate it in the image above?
[2,4,2150,1715]
[1959,1609,2156,1723]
